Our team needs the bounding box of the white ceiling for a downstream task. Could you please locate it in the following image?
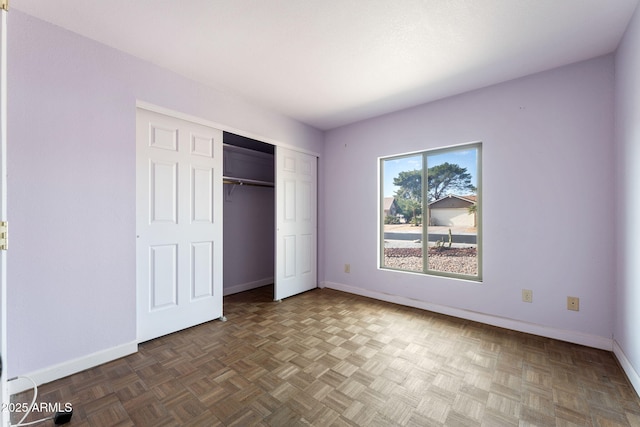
[13,0,640,130]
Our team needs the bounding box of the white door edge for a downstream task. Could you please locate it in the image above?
[0,7,8,426]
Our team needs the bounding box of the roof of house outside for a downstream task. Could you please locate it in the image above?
[428,194,477,206]
[383,197,396,210]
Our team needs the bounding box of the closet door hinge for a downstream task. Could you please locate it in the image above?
[0,221,7,250]
[1,0,8,12]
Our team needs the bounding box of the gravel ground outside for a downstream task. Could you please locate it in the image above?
[384,247,477,276]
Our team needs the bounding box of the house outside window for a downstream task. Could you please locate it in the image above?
[380,142,482,281]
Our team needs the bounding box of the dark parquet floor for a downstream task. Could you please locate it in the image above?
[11,286,640,426]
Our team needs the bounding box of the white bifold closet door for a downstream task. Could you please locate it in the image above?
[275,147,317,301]
[136,108,223,342]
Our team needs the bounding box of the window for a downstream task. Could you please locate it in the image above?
[380,142,481,281]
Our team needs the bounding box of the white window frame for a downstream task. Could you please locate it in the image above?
[379,142,482,281]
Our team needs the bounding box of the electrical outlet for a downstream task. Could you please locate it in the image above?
[344,264,350,273]
[567,296,579,311]
[522,289,533,303]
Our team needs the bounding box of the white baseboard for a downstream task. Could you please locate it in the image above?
[8,341,138,395]
[224,277,273,296]
[320,281,613,351]
[613,340,640,398]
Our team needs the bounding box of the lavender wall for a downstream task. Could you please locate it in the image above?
[7,11,323,377]
[614,3,640,393]
[324,56,616,346]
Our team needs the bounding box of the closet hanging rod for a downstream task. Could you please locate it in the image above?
[223,176,274,188]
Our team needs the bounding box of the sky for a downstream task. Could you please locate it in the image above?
[382,147,478,197]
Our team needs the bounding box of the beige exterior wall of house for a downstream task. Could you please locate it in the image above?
[430,208,475,227]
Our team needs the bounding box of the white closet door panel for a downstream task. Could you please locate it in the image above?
[300,181,312,222]
[150,160,178,224]
[283,235,296,278]
[150,124,178,151]
[191,166,213,223]
[300,234,313,275]
[282,152,297,172]
[284,179,296,222]
[137,108,223,342]
[299,155,313,175]
[150,244,178,310]
[191,241,214,299]
[191,134,214,157]
[275,147,317,301]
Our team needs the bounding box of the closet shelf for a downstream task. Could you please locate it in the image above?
[223,176,274,188]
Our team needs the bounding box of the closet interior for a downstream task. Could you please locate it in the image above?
[222,132,275,298]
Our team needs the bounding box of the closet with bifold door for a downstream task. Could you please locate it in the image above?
[222,131,319,302]
[223,132,276,299]
[136,107,318,343]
